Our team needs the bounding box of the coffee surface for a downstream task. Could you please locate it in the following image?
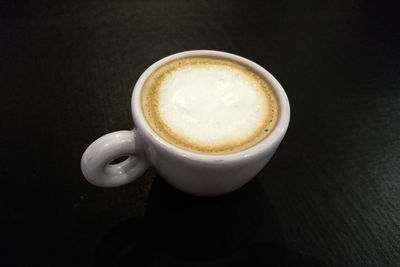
[141,56,278,154]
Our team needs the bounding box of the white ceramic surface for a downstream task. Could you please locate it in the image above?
[81,50,290,196]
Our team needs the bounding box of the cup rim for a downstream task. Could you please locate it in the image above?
[132,50,290,163]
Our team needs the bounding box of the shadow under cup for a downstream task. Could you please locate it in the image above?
[94,175,324,266]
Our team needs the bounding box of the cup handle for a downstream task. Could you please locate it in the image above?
[81,129,149,187]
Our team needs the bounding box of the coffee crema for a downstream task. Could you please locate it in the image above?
[141,56,279,155]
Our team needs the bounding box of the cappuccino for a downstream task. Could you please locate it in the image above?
[141,56,278,155]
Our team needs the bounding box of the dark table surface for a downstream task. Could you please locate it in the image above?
[2,1,400,266]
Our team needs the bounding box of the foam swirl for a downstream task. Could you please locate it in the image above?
[141,57,278,154]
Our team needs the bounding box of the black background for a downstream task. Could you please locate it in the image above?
[1,1,400,266]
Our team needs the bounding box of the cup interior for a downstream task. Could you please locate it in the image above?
[131,50,290,162]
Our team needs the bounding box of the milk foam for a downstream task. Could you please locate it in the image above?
[158,65,269,147]
[141,57,278,154]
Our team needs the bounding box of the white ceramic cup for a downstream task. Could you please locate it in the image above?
[81,50,290,196]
